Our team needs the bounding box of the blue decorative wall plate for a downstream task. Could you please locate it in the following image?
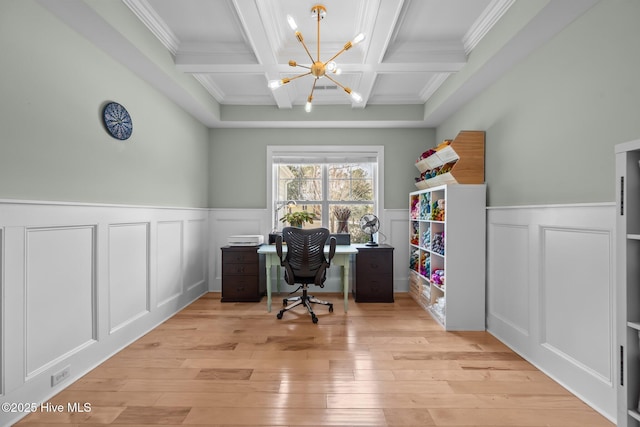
[102,102,133,140]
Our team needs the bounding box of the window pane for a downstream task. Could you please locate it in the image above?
[328,163,374,201]
[300,179,321,200]
[278,165,322,201]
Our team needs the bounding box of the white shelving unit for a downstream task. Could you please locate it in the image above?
[409,184,486,330]
[616,138,640,427]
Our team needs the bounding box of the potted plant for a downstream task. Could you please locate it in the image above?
[280,210,316,228]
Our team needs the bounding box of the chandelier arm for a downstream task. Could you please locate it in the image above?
[309,78,318,100]
[325,47,349,65]
[323,74,348,91]
[288,71,313,82]
[316,9,321,61]
[297,36,315,64]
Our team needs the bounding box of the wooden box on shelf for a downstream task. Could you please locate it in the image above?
[415,130,485,189]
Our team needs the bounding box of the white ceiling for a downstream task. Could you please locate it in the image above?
[39,0,599,128]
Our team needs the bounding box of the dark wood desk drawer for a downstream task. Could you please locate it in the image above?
[223,251,258,264]
[355,275,393,302]
[221,246,265,302]
[354,244,394,303]
[357,251,393,275]
[222,275,259,301]
[223,263,259,276]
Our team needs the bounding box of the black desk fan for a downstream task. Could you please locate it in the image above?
[359,214,380,246]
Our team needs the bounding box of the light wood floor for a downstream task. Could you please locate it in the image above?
[16,292,613,427]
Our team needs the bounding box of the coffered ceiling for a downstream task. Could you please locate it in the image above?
[39,0,598,128]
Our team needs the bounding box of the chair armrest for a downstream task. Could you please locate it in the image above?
[275,234,284,263]
[327,236,336,263]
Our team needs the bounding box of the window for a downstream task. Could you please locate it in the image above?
[268,146,383,244]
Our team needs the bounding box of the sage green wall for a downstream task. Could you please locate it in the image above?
[208,128,435,209]
[0,0,210,207]
[436,0,640,207]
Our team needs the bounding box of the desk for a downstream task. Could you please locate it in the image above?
[257,244,358,313]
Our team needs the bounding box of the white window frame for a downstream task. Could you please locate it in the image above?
[267,145,384,232]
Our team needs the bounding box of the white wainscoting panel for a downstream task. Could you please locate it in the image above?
[185,219,207,292]
[156,221,183,306]
[541,226,612,384]
[487,223,530,342]
[0,200,208,427]
[384,209,410,292]
[487,203,616,422]
[108,223,149,333]
[25,226,96,378]
[0,227,3,396]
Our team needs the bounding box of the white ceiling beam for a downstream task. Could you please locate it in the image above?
[232,0,291,108]
[354,0,406,108]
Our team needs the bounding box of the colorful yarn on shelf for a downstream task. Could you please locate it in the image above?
[432,232,445,255]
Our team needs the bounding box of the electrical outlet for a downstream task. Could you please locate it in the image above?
[51,365,70,387]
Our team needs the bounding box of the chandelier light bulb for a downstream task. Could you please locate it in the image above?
[350,91,363,103]
[286,15,298,31]
[326,61,337,72]
[305,101,312,112]
[268,80,283,90]
[352,33,366,45]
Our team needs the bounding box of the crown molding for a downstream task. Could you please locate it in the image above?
[122,0,180,54]
[463,0,516,54]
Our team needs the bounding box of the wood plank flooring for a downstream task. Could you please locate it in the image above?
[15,293,614,426]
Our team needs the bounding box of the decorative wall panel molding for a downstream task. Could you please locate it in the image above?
[486,203,616,421]
[25,226,97,378]
[108,223,150,333]
[385,210,411,292]
[185,219,207,292]
[0,228,3,397]
[540,225,612,385]
[156,221,184,306]
[0,200,208,427]
[487,223,530,338]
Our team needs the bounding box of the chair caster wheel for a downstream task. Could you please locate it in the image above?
[282,299,288,307]
[328,304,333,313]
[276,312,283,319]
[312,315,318,324]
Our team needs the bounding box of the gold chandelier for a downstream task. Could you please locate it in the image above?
[268,4,365,112]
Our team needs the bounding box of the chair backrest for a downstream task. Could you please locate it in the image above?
[281,227,331,278]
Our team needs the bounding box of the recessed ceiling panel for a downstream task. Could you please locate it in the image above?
[204,73,274,105]
[147,0,246,44]
[272,0,368,55]
[393,0,492,42]
[371,73,435,104]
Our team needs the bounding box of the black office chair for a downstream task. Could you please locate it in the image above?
[275,227,336,323]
